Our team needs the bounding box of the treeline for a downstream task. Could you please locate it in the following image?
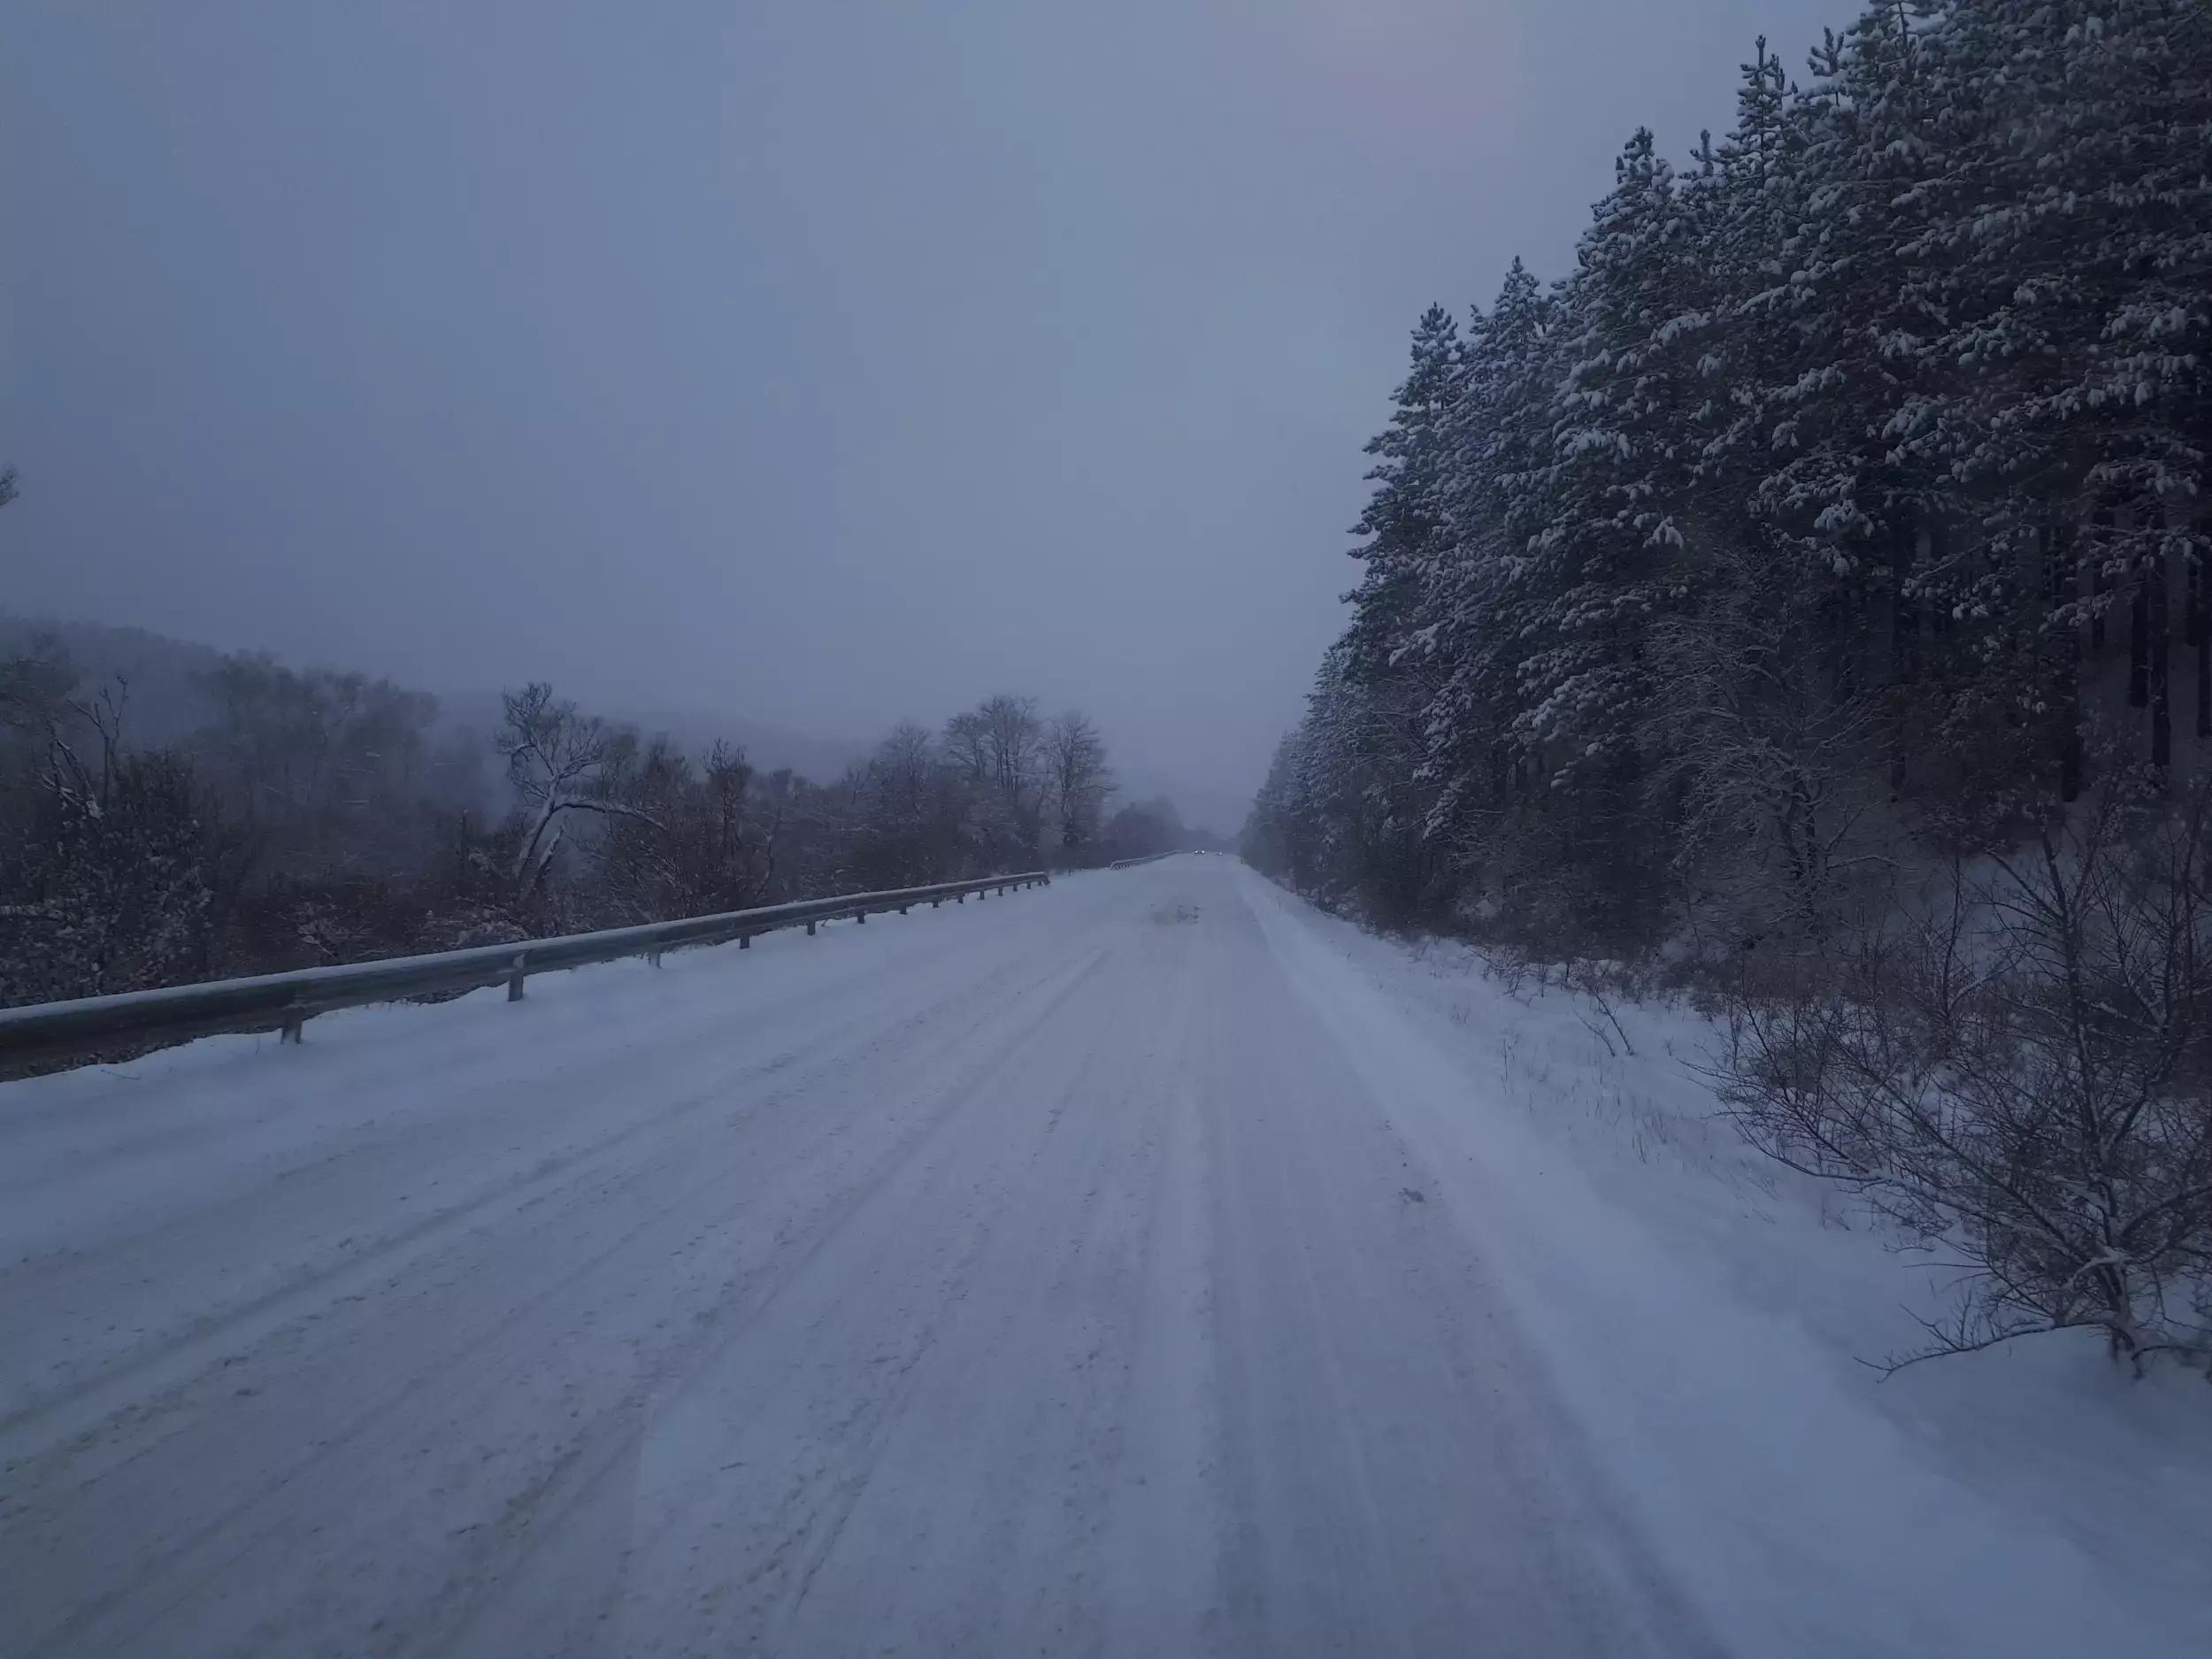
[1248,0,2208,945]
[1247,0,2212,1371]
[0,634,1142,1006]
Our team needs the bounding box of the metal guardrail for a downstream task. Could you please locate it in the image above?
[0,872,1050,1072]
[1109,853,1176,870]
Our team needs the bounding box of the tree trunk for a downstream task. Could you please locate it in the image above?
[1889,511,1916,795]
[1928,515,1952,647]
[2150,548,2171,771]
[2131,557,2151,710]
[2091,503,2112,650]
[1832,582,1859,700]
[2193,551,2211,741]
[2189,552,2203,650]
[2049,524,2083,802]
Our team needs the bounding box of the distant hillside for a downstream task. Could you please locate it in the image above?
[0,612,232,746]
[1110,766,1248,842]
[1,613,1238,828]
[0,612,872,785]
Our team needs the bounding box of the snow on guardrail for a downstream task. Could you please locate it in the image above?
[0,872,1050,1074]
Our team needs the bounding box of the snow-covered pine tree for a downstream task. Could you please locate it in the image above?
[1343,304,1463,685]
[1260,0,2212,950]
[1732,3,1980,803]
[1511,129,1712,931]
[1417,261,1559,870]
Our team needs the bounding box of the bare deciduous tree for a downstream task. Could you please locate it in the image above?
[496,682,663,902]
[1715,781,2212,1375]
[944,694,1044,865]
[0,668,214,1004]
[1043,710,1112,858]
[588,736,775,924]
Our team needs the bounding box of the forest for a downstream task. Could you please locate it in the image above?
[0,613,1189,1009]
[1243,0,2212,1370]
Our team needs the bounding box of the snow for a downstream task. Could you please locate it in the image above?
[3,856,2205,1657]
[1247,883,2212,1658]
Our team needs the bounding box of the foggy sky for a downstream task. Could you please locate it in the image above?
[5,0,1840,830]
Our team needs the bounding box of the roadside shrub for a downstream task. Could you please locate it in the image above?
[1714,781,2212,1375]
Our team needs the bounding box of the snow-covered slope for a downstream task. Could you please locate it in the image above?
[3,857,2203,1657]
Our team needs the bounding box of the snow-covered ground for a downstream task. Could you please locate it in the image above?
[2,856,2204,1657]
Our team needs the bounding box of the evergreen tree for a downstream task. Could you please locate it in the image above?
[1344,304,1463,682]
[1249,0,2212,949]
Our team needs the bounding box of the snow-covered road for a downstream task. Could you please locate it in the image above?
[3,856,1724,1658]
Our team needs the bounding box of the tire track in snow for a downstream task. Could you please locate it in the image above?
[4,904,1119,1659]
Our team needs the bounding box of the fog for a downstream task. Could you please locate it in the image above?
[5,0,1837,831]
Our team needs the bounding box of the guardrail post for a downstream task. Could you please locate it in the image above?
[855,909,866,925]
[280,996,307,1044]
[508,953,528,1002]
[899,903,910,915]
[740,933,751,949]
[805,919,817,937]
[649,949,663,969]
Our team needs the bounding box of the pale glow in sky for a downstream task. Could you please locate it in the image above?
[4,0,1841,829]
